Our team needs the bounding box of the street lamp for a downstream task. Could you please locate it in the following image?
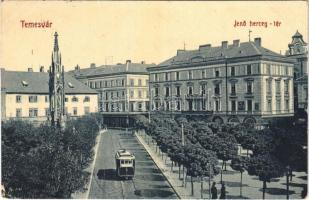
[286,165,290,199]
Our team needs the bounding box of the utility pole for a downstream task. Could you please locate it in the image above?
[182,123,186,187]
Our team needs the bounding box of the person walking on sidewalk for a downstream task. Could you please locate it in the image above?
[211,182,218,199]
[220,182,226,199]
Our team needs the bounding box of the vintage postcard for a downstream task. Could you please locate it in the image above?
[0,1,308,199]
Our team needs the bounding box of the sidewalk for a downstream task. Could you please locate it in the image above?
[71,128,107,199]
[135,130,307,199]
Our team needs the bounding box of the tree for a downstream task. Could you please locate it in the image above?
[247,154,285,199]
[231,156,249,197]
[2,115,100,198]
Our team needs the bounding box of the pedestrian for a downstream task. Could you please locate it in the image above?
[220,182,226,199]
[211,181,218,199]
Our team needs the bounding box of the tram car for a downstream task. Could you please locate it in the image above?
[115,149,135,179]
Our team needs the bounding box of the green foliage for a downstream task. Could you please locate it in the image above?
[247,154,285,182]
[231,156,249,173]
[2,115,100,198]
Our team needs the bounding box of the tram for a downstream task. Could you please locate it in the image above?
[115,149,135,179]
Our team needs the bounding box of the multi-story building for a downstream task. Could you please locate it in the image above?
[147,37,295,125]
[286,31,308,113]
[69,60,154,127]
[1,67,98,123]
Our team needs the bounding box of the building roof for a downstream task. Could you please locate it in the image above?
[149,39,294,70]
[1,69,98,94]
[293,30,303,38]
[68,62,155,78]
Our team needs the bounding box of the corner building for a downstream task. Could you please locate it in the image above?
[147,38,295,124]
[69,60,154,127]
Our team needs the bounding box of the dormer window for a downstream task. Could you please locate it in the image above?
[22,80,28,87]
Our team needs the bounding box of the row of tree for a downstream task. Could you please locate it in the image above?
[2,114,102,198]
[133,114,307,199]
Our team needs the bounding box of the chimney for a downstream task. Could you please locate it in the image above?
[39,66,44,72]
[75,64,80,71]
[254,37,261,47]
[199,44,211,51]
[90,63,96,68]
[126,60,131,64]
[221,41,228,48]
[177,49,185,56]
[233,40,240,47]
[141,61,145,64]
[28,68,33,72]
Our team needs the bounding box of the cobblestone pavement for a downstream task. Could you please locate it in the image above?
[86,129,178,199]
[135,130,307,199]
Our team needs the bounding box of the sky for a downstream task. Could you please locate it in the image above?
[0,1,308,72]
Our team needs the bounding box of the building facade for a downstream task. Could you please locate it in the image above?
[1,68,98,123]
[286,31,308,112]
[148,38,295,124]
[69,60,154,127]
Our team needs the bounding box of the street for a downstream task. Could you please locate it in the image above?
[87,129,178,199]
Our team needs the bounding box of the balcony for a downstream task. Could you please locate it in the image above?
[185,94,207,99]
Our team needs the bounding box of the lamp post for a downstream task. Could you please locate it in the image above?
[286,165,290,199]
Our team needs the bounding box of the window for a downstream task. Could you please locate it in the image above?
[84,107,90,114]
[105,92,108,100]
[247,82,252,94]
[176,72,180,80]
[138,90,142,98]
[266,64,271,74]
[138,102,143,111]
[276,81,280,94]
[247,100,252,111]
[231,66,235,77]
[138,79,142,86]
[231,83,236,95]
[176,101,181,111]
[285,66,289,75]
[73,107,78,115]
[45,95,49,102]
[155,74,158,82]
[116,91,119,98]
[215,84,220,95]
[95,81,99,88]
[188,71,193,79]
[16,109,22,117]
[285,100,289,111]
[305,87,308,100]
[276,99,281,112]
[72,96,78,102]
[284,80,289,94]
[155,102,159,110]
[188,86,193,95]
[65,97,68,102]
[255,103,259,111]
[165,72,170,81]
[202,70,206,78]
[45,108,49,116]
[84,96,90,102]
[166,101,170,111]
[130,79,134,86]
[176,86,181,96]
[130,90,134,98]
[247,64,252,75]
[215,100,220,111]
[121,79,125,86]
[267,80,272,94]
[111,92,114,99]
[29,108,38,117]
[105,81,108,87]
[165,87,170,97]
[267,100,272,112]
[29,95,38,103]
[201,84,206,95]
[16,95,22,103]
[155,88,159,97]
[100,81,103,88]
[231,100,236,112]
[238,101,245,111]
[122,91,125,98]
[215,69,220,77]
